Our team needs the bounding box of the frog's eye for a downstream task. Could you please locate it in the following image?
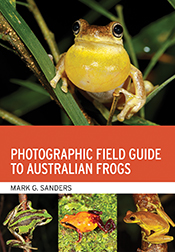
[129,216,135,221]
[112,23,123,38]
[72,20,81,35]
[15,227,19,233]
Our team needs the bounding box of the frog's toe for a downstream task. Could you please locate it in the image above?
[125,113,134,120]
[117,104,132,121]
[50,78,58,88]
[50,71,62,88]
[117,113,125,122]
[61,77,69,93]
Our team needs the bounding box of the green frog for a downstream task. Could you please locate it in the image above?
[3,200,52,251]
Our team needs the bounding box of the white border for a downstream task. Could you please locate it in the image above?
[0,182,175,194]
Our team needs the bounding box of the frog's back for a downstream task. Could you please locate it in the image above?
[61,212,98,233]
[10,209,43,228]
[138,211,169,232]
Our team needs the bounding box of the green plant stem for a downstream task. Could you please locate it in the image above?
[116,5,138,68]
[79,0,118,21]
[143,28,175,79]
[167,0,175,9]
[146,74,175,104]
[16,1,29,8]
[26,0,60,63]
[0,108,31,125]
[116,5,144,118]
[83,0,120,24]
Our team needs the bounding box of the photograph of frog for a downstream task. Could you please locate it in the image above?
[58,194,117,251]
[118,194,175,252]
[0,194,57,252]
[0,0,175,126]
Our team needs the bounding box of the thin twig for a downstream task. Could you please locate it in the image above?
[133,194,168,252]
[26,0,60,63]
[146,74,175,104]
[116,5,139,68]
[0,195,6,252]
[0,108,31,125]
[143,28,175,79]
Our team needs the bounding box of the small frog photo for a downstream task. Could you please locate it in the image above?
[58,194,117,251]
[118,194,175,252]
[1,194,57,252]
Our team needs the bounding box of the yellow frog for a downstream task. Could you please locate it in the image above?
[50,19,153,122]
[123,203,175,245]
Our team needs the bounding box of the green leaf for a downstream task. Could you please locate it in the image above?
[79,0,118,21]
[126,12,175,55]
[10,79,49,96]
[167,0,175,9]
[146,74,175,104]
[54,81,90,125]
[0,1,55,80]
[9,0,16,8]
[0,88,50,117]
[143,28,175,79]
[0,0,89,125]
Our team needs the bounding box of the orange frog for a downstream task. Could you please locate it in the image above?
[60,210,116,242]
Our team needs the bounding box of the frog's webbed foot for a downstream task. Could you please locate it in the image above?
[97,218,116,233]
[50,71,62,89]
[6,240,38,251]
[19,242,38,252]
[107,87,146,124]
[116,87,146,121]
[104,219,116,233]
[50,72,69,93]
[144,80,156,95]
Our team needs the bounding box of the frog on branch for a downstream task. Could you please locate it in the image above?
[3,200,52,252]
[123,203,175,245]
[50,19,154,123]
[60,210,116,242]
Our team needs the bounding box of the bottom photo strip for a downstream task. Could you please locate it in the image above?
[0,194,175,252]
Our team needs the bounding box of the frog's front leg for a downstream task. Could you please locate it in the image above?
[75,228,83,242]
[50,53,68,92]
[108,65,146,123]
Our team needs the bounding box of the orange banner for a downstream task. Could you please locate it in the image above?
[0,126,174,182]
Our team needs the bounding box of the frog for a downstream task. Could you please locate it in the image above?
[50,19,154,123]
[123,203,175,245]
[60,210,116,242]
[3,200,52,252]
